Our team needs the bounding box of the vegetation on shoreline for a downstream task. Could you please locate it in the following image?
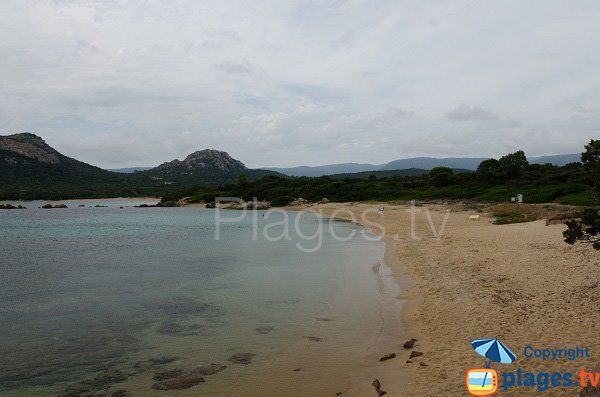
[162,148,598,207]
[563,139,600,249]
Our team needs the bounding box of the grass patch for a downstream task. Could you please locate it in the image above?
[488,203,579,225]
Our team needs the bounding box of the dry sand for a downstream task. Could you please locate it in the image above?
[291,202,599,397]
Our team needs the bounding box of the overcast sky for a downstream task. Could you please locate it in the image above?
[1,1,599,168]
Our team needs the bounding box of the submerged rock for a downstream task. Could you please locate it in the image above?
[110,391,132,397]
[145,296,224,317]
[228,353,255,365]
[132,356,178,373]
[153,369,184,381]
[255,326,275,335]
[157,322,204,336]
[152,374,205,390]
[191,363,227,376]
[148,356,178,365]
[304,336,322,342]
[61,369,128,397]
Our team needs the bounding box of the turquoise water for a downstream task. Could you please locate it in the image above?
[0,203,391,397]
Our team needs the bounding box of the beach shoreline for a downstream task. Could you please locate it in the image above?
[286,201,599,396]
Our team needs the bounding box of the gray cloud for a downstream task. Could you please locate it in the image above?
[215,60,253,75]
[446,104,497,122]
[0,0,598,168]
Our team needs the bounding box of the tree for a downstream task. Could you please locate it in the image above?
[563,140,600,250]
[581,139,600,195]
[564,209,600,250]
[476,158,500,183]
[429,167,454,187]
[498,150,528,180]
[236,173,249,186]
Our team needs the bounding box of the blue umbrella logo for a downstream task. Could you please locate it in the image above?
[472,338,517,367]
[471,338,517,390]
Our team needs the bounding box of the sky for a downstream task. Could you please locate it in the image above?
[1,0,599,168]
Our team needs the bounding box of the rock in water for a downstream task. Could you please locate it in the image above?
[151,374,205,390]
[409,351,423,359]
[157,322,203,336]
[304,336,322,342]
[152,369,184,381]
[228,353,255,364]
[379,353,396,362]
[403,338,418,349]
[192,363,227,376]
[148,356,178,365]
[255,326,275,334]
[371,379,387,396]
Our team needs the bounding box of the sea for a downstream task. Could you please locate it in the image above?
[0,199,402,397]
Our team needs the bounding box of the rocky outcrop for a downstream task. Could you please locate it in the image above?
[0,133,61,164]
[155,149,248,174]
[205,200,270,210]
[0,204,26,209]
[288,197,312,206]
[226,200,271,210]
[42,204,68,209]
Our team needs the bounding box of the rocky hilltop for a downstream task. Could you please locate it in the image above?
[0,133,61,165]
[155,149,249,173]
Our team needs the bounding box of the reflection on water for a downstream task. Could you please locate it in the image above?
[0,205,387,397]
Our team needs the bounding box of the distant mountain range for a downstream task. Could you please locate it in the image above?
[265,154,581,177]
[108,167,152,173]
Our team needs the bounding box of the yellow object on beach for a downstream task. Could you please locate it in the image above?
[469,215,480,221]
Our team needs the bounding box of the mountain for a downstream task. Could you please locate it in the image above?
[267,154,582,177]
[0,133,280,200]
[141,149,280,186]
[0,133,164,199]
[379,157,490,171]
[109,167,153,173]
[328,168,473,179]
[266,163,380,177]
[530,154,581,166]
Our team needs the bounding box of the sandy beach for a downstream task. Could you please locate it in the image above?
[288,202,599,396]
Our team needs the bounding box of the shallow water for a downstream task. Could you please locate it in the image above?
[0,203,395,396]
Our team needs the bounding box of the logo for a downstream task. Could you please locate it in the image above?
[466,339,597,394]
[466,368,498,396]
[466,338,516,396]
